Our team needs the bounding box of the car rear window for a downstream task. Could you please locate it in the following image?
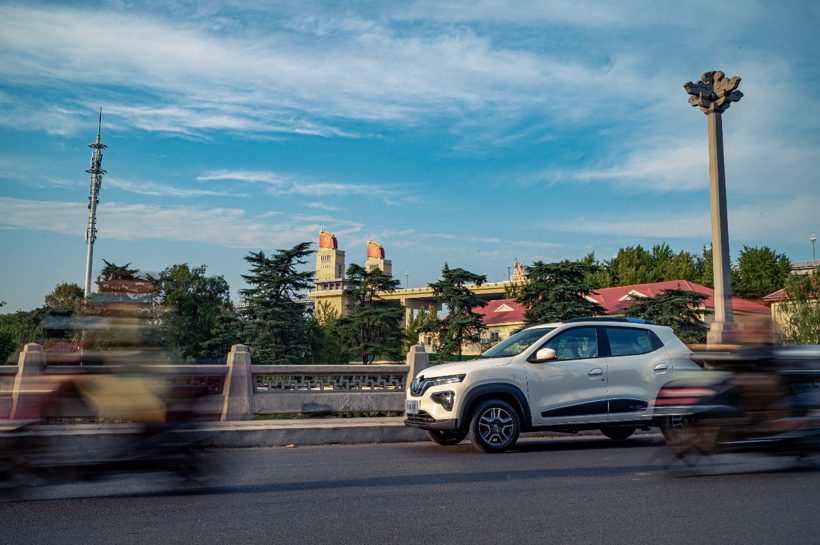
[606,327,653,357]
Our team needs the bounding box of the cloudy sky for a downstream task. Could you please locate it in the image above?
[1,0,818,311]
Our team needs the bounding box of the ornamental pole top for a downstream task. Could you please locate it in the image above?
[684,71,743,114]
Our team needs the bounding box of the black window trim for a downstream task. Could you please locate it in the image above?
[599,326,659,358]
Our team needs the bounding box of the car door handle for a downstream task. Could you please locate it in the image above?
[588,368,603,377]
[654,364,668,372]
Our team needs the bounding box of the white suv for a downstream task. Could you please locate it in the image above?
[404,317,701,453]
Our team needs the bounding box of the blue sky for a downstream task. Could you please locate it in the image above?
[1,1,819,312]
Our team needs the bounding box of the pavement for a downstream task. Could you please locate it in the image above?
[1,417,659,449]
[2,435,819,544]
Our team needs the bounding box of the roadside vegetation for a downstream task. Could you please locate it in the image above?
[0,242,809,364]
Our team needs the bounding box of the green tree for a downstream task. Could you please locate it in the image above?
[0,310,44,363]
[154,264,234,361]
[313,303,351,365]
[240,243,315,365]
[404,306,438,351]
[516,260,605,325]
[44,282,84,311]
[624,288,710,344]
[422,263,488,361]
[607,246,654,286]
[338,264,404,364]
[780,268,820,345]
[732,245,791,300]
[199,312,243,363]
[694,245,714,288]
[582,252,615,289]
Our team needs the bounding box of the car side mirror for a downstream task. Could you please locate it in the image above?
[531,348,556,363]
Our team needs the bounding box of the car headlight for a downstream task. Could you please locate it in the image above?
[410,374,466,396]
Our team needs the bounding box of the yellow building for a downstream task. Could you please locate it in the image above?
[308,232,516,325]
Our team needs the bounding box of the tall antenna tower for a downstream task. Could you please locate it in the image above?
[83,109,106,299]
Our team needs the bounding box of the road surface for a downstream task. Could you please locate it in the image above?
[2,434,819,544]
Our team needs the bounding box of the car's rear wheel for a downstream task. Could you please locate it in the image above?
[426,430,468,446]
[660,416,696,444]
[468,399,520,453]
[601,427,636,441]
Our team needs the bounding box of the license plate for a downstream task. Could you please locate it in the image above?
[405,399,419,415]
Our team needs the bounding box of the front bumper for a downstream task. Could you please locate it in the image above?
[404,413,459,431]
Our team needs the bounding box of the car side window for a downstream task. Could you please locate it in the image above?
[541,328,598,361]
[605,327,653,357]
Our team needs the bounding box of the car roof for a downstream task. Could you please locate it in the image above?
[523,318,662,332]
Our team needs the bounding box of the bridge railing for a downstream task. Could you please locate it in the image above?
[1,344,429,422]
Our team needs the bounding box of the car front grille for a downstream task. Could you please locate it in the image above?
[405,411,435,424]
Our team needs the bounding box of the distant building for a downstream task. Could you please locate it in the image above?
[457,280,772,355]
[791,260,820,277]
[365,240,392,276]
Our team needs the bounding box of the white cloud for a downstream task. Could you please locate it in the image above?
[107,178,248,198]
[0,4,668,141]
[197,169,403,201]
[307,202,339,211]
[0,196,354,249]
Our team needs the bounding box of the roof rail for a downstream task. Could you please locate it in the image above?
[563,317,656,325]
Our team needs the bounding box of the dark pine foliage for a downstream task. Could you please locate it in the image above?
[338,264,404,364]
[624,288,710,344]
[239,243,315,365]
[517,260,605,325]
[422,263,487,361]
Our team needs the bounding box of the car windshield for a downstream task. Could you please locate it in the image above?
[478,328,554,359]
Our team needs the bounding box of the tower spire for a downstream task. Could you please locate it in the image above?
[83,109,107,299]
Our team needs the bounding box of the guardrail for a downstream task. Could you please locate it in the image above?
[1,344,429,422]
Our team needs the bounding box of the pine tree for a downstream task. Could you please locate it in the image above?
[624,288,710,344]
[338,264,404,364]
[516,260,605,325]
[239,243,315,365]
[423,263,487,361]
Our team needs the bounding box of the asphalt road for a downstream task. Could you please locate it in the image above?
[2,434,820,544]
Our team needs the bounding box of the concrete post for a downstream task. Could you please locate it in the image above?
[10,343,46,420]
[221,344,254,421]
[707,111,734,338]
[406,343,429,381]
[684,71,743,345]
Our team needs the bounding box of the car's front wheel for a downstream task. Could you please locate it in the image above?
[600,427,636,441]
[468,399,520,453]
[426,429,468,445]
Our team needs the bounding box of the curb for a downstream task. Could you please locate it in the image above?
[1,418,660,449]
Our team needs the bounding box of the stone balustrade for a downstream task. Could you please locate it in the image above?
[1,343,430,422]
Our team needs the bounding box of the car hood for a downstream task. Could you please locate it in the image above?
[414,357,513,379]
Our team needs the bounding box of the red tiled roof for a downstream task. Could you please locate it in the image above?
[474,299,527,326]
[472,281,770,325]
[763,288,787,302]
[587,280,771,315]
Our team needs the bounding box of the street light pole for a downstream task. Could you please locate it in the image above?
[685,71,743,345]
[405,271,409,289]
[507,263,511,281]
[812,234,817,261]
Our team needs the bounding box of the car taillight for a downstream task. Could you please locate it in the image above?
[655,397,701,405]
[656,387,716,406]
[658,388,715,397]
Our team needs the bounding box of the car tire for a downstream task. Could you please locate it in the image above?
[467,399,520,453]
[426,430,468,446]
[660,416,696,444]
[601,427,636,441]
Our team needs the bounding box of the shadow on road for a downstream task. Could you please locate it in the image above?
[2,462,659,503]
